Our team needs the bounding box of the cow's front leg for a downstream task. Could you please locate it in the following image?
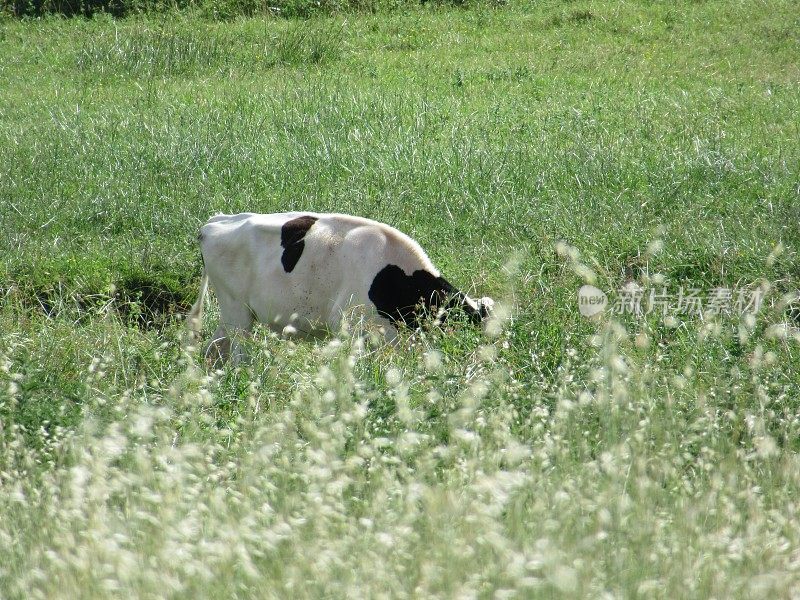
[376,317,399,346]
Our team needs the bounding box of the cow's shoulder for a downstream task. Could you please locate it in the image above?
[368,265,453,327]
[315,214,439,274]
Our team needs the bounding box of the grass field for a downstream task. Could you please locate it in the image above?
[1,1,800,597]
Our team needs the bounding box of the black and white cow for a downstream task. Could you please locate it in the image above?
[187,212,494,362]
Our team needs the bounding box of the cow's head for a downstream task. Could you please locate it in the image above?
[459,295,495,324]
[368,264,494,329]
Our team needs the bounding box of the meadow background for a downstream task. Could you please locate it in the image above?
[1,0,800,597]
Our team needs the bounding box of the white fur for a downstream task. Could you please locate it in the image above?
[187,212,490,363]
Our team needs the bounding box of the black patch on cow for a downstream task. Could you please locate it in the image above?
[280,215,318,273]
[368,264,482,328]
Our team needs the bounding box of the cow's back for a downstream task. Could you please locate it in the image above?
[199,212,437,334]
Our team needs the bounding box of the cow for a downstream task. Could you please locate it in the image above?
[187,212,494,363]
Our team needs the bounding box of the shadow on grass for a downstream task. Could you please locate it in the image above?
[4,271,197,330]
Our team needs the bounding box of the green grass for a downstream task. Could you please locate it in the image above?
[1,1,800,597]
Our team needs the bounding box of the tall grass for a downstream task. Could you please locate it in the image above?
[1,290,799,597]
[1,1,799,596]
[4,0,486,19]
[76,19,343,76]
[77,23,228,76]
